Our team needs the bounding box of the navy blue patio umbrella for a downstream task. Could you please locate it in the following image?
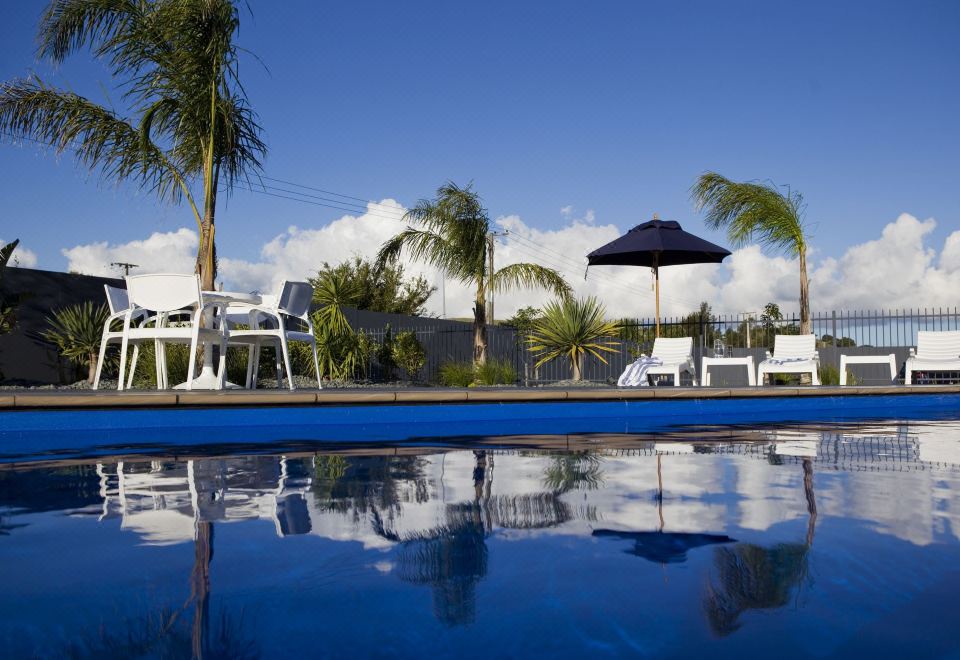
[586,216,731,337]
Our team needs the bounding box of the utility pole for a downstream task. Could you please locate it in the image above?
[741,311,756,349]
[486,230,508,324]
[110,261,139,276]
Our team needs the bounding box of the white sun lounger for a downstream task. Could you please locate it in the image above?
[756,334,820,386]
[619,337,697,387]
[904,330,960,385]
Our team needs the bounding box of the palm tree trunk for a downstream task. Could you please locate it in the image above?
[799,247,811,335]
[195,183,218,292]
[802,458,817,547]
[572,353,582,380]
[473,285,487,365]
[191,521,213,660]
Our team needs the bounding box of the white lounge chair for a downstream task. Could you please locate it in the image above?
[904,330,960,385]
[117,274,227,390]
[224,281,321,390]
[620,336,697,387]
[756,334,820,386]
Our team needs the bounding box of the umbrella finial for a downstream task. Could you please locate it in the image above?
[653,212,659,220]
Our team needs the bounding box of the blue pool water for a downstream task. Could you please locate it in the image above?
[1,416,959,657]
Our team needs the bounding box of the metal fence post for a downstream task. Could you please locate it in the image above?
[832,310,837,347]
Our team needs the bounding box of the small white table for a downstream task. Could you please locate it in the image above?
[173,291,262,390]
[700,356,756,387]
[839,353,897,385]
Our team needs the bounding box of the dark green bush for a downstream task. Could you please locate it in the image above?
[439,361,474,387]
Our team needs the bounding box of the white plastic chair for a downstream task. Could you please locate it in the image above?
[644,337,698,386]
[117,274,227,390]
[905,330,960,384]
[93,285,150,390]
[756,334,820,386]
[225,281,321,390]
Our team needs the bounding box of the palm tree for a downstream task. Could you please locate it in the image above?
[527,296,621,380]
[0,0,265,291]
[692,172,812,334]
[376,182,571,364]
[0,240,23,336]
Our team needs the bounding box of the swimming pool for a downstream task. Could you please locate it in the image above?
[1,416,959,657]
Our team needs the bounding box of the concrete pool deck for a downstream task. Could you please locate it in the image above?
[2,384,959,409]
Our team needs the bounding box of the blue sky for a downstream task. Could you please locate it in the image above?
[1,0,959,296]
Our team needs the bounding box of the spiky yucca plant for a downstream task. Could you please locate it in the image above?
[527,296,620,381]
[42,301,110,383]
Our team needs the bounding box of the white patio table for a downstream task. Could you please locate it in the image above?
[839,353,897,386]
[172,290,262,390]
[700,355,757,387]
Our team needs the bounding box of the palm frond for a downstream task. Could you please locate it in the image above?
[0,239,19,272]
[491,262,572,298]
[0,78,196,212]
[691,171,806,254]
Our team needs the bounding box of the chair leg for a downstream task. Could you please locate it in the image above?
[274,344,283,389]
[311,339,322,390]
[673,368,680,386]
[127,345,140,389]
[93,331,110,390]
[280,339,295,391]
[252,340,262,390]
[117,335,129,391]
[186,333,199,391]
[811,368,820,386]
[905,368,912,385]
[217,336,228,390]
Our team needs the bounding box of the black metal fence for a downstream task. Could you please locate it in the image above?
[357,307,960,386]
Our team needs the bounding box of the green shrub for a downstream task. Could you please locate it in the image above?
[392,331,426,380]
[474,359,517,385]
[42,302,111,383]
[818,364,839,385]
[439,361,474,387]
[375,324,397,379]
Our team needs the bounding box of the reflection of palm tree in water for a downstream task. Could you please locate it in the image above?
[703,458,818,636]
[373,451,578,626]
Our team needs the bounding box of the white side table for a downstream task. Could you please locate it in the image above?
[839,354,897,385]
[700,356,756,387]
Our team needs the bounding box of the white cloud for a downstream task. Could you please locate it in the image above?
[58,210,960,318]
[0,238,38,269]
[62,228,197,277]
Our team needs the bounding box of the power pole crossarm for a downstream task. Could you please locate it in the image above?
[110,262,140,276]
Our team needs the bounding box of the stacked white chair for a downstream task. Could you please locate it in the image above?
[117,274,227,390]
[93,285,148,390]
[224,281,321,390]
[904,331,960,385]
[756,334,820,385]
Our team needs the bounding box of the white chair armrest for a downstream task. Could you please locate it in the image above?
[909,347,916,358]
[765,350,773,359]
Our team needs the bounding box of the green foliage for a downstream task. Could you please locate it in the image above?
[307,327,373,381]
[473,359,517,385]
[391,331,426,379]
[818,364,840,385]
[505,306,541,342]
[692,172,812,333]
[310,257,435,316]
[0,0,266,285]
[42,301,110,383]
[0,239,24,336]
[527,296,621,380]
[438,361,474,387]
[311,269,358,337]
[375,324,397,379]
[376,181,570,364]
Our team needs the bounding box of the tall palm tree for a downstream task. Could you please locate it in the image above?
[376,182,571,364]
[692,172,812,334]
[527,296,621,380]
[0,0,265,291]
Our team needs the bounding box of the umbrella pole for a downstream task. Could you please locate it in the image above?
[654,264,660,338]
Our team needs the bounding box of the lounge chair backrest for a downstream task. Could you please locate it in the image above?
[104,285,129,315]
[275,281,314,318]
[651,337,693,363]
[773,334,816,359]
[916,331,960,360]
[125,274,201,313]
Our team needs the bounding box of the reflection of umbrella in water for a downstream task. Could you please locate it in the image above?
[592,447,734,563]
[592,529,735,563]
[587,216,731,336]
